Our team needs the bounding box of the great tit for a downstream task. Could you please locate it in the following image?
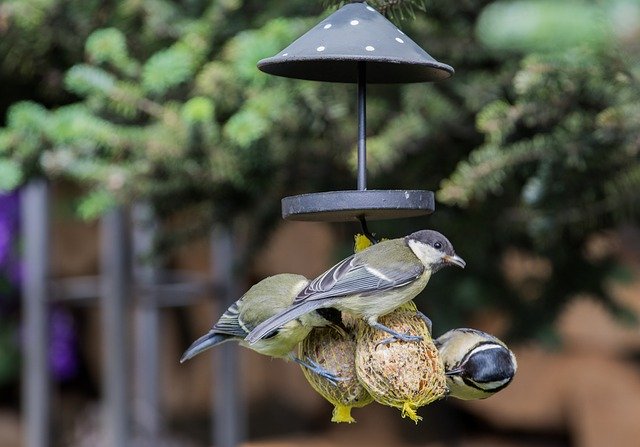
[180,273,344,383]
[246,230,464,345]
[435,328,517,400]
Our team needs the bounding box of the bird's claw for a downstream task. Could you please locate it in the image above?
[316,370,343,386]
[415,311,432,335]
[375,332,423,348]
[371,321,423,348]
[300,356,343,385]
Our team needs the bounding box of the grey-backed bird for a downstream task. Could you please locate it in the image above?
[180,273,344,383]
[246,230,465,345]
[435,328,517,400]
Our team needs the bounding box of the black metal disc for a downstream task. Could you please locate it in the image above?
[282,190,435,222]
[258,2,453,84]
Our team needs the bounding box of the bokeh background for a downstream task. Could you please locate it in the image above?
[1,0,639,446]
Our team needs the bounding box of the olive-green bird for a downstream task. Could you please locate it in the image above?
[180,273,344,383]
[246,230,465,346]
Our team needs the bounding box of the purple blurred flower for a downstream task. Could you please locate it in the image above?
[0,191,21,385]
[49,308,79,381]
[0,220,10,266]
[0,191,20,286]
[0,191,78,381]
[3,190,78,382]
[0,191,19,221]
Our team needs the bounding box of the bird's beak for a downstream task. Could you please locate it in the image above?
[444,254,466,269]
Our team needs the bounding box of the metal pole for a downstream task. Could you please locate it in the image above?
[100,208,130,447]
[357,61,367,191]
[131,203,160,444]
[21,180,50,447]
[211,227,245,447]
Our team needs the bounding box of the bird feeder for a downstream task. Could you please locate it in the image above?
[258,1,453,227]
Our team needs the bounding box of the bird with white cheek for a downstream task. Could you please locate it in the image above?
[246,230,465,346]
[435,328,517,400]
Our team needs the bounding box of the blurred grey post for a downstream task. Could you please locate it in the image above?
[211,227,246,447]
[100,208,130,446]
[21,179,50,447]
[131,203,161,444]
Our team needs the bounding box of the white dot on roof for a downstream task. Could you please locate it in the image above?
[317,46,325,52]
[350,20,359,25]
[324,24,332,29]
[366,6,375,11]
[282,53,288,56]
[365,46,375,51]
[395,37,404,43]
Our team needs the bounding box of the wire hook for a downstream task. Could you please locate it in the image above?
[358,215,378,244]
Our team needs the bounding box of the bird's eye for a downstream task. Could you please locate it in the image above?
[434,242,443,250]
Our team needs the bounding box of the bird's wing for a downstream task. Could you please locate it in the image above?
[245,241,424,344]
[212,302,250,338]
[293,250,424,305]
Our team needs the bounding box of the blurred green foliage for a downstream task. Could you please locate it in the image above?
[325,0,427,20]
[0,0,638,341]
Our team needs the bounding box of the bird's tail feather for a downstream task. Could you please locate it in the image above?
[180,332,234,363]
[245,301,326,344]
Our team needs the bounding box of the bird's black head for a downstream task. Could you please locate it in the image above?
[462,343,516,392]
[405,229,466,270]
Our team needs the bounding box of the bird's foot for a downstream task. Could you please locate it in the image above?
[415,311,432,335]
[293,356,343,386]
[375,332,423,348]
[370,321,424,348]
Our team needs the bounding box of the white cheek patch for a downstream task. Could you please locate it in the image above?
[469,343,504,356]
[473,377,511,391]
[407,239,443,266]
